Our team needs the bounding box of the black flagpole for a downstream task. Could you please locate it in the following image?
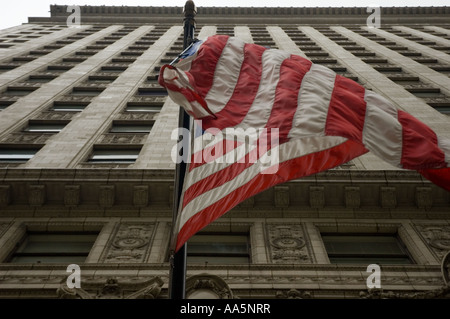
[169,0,196,300]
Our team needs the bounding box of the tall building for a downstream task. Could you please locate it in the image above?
[0,4,449,300]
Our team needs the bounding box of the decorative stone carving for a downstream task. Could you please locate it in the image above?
[57,277,164,299]
[99,185,115,207]
[345,186,360,209]
[116,113,156,121]
[0,185,11,207]
[64,185,80,207]
[275,289,312,299]
[309,186,325,209]
[0,133,52,144]
[274,186,289,208]
[359,286,450,299]
[101,223,155,263]
[28,185,46,206]
[380,186,397,208]
[415,187,433,210]
[415,225,450,260]
[97,133,147,144]
[133,185,149,207]
[266,224,313,264]
[129,96,167,104]
[186,274,234,299]
[34,112,76,121]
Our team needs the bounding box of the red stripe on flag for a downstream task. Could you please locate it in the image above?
[325,75,367,142]
[398,110,446,169]
[176,139,368,251]
[188,35,229,98]
[419,168,450,192]
[266,55,312,144]
[183,55,312,205]
[189,139,241,171]
[182,146,257,209]
[201,43,268,131]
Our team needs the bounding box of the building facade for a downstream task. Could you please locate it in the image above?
[0,5,449,299]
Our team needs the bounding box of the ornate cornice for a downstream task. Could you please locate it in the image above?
[28,5,450,25]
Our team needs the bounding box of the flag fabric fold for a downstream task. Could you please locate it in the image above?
[159,35,450,252]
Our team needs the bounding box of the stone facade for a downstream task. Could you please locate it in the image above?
[0,5,449,299]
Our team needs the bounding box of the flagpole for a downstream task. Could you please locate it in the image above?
[168,0,196,300]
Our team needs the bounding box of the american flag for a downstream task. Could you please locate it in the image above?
[159,35,450,252]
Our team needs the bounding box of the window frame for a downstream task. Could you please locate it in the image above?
[7,231,99,264]
[320,232,415,265]
[186,232,251,265]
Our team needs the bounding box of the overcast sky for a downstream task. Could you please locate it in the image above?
[1,1,448,31]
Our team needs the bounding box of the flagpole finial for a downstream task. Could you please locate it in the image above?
[184,0,197,18]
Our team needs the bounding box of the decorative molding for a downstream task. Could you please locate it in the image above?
[415,225,450,260]
[133,185,149,207]
[97,133,147,145]
[415,187,433,210]
[101,223,155,263]
[266,224,314,264]
[57,277,164,299]
[274,186,289,208]
[186,274,234,299]
[275,289,312,299]
[99,185,115,208]
[359,286,450,299]
[28,185,46,206]
[380,186,397,209]
[309,186,325,209]
[345,186,360,209]
[64,185,80,207]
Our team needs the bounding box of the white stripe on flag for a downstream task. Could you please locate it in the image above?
[362,90,403,167]
[204,37,246,114]
[239,49,291,129]
[438,136,450,165]
[288,63,336,139]
[178,135,347,231]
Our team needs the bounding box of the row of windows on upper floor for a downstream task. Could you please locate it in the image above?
[0,25,69,48]
[3,230,414,266]
[0,25,169,72]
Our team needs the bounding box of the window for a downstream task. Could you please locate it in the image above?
[8,232,98,264]
[110,122,153,133]
[71,87,104,96]
[0,101,14,111]
[321,233,413,265]
[88,147,142,163]
[137,88,168,96]
[187,233,250,265]
[125,103,162,113]
[52,102,89,112]
[24,121,68,133]
[28,75,57,83]
[0,148,39,162]
[3,87,37,96]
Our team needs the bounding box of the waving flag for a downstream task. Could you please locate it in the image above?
[160,35,450,252]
